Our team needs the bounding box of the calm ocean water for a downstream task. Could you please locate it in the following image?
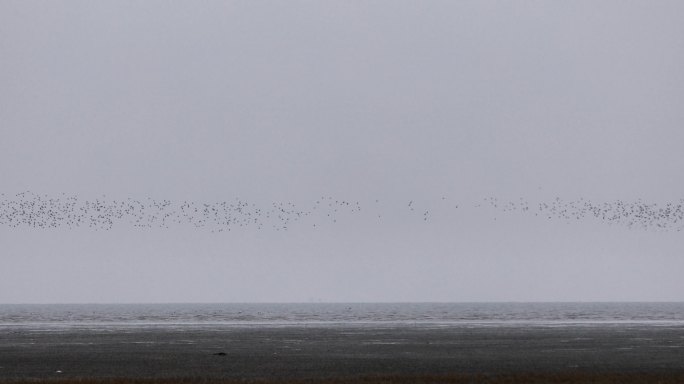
[2,302,684,328]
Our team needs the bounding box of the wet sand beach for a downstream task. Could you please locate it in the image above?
[1,324,683,381]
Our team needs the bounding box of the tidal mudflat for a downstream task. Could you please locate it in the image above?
[1,324,683,381]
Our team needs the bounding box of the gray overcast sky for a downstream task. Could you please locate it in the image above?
[1,0,683,303]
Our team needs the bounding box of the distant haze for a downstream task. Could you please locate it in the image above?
[1,0,683,303]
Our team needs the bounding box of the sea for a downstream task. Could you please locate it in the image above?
[2,302,684,329]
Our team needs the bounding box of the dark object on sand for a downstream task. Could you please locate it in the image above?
[212,352,227,356]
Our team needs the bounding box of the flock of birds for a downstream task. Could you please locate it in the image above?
[480,196,683,231]
[1,191,682,232]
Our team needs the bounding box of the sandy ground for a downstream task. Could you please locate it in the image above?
[1,324,683,379]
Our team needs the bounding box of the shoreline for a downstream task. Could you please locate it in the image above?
[4,373,684,384]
